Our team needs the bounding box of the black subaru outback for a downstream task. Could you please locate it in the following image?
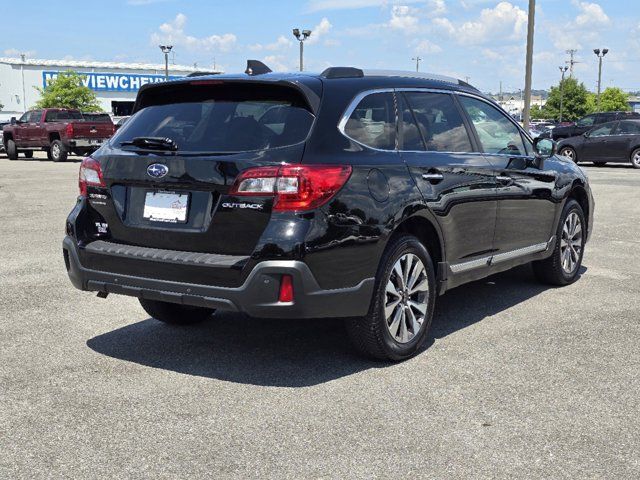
[63,65,594,360]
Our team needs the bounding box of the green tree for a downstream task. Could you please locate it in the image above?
[34,71,102,111]
[585,87,630,113]
[530,104,547,120]
[542,77,589,121]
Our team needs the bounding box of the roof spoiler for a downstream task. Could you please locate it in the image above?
[245,60,272,75]
[321,67,364,79]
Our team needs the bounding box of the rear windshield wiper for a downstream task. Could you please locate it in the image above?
[120,137,178,151]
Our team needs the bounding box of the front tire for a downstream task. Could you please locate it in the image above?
[139,299,214,325]
[559,146,577,163]
[6,139,18,160]
[631,148,640,169]
[346,234,436,361]
[50,140,68,162]
[533,199,586,286]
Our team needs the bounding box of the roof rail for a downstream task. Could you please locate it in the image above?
[245,60,272,75]
[321,67,364,79]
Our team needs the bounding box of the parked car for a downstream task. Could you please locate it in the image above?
[2,108,115,161]
[558,119,640,168]
[0,121,8,152]
[63,66,594,361]
[540,111,640,140]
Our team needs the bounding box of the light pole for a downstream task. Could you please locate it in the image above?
[412,56,422,72]
[159,45,173,78]
[593,48,608,111]
[292,29,311,71]
[558,66,568,123]
[522,0,536,131]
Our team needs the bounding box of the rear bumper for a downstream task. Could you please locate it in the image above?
[63,236,374,319]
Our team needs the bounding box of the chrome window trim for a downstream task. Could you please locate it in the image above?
[337,88,398,153]
[337,87,536,155]
[450,236,554,274]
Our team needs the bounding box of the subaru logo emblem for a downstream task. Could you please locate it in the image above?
[147,163,169,178]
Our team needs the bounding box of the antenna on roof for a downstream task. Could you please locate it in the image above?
[245,60,272,75]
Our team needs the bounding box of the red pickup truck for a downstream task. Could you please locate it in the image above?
[2,108,115,161]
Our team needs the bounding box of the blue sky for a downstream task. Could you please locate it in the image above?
[1,0,636,93]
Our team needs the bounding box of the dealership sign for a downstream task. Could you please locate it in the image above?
[42,71,183,92]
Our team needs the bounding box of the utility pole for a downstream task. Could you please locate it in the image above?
[464,76,470,84]
[499,81,503,102]
[292,28,312,71]
[20,53,27,112]
[412,56,422,72]
[594,48,609,111]
[565,49,578,77]
[522,0,536,131]
[159,45,173,78]
[558,66,568,123]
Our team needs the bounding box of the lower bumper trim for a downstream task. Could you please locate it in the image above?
[64,236,374,319]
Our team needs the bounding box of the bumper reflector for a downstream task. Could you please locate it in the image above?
[278,274,294,303]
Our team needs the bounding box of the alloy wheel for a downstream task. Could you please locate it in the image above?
[560,211,583,274]
[52,143,60,157]
[384,253,429,343]
[560,147,575,161]
[632,150,640,168]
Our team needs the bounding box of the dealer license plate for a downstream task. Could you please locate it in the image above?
[143,191,189,223]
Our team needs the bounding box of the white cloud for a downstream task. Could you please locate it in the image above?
[263,55,294,72]
[573,1,610,27]
[431,17,455,35]
[456,2,528,45]
[414,39,442,54]
[306,17,333,44]
[427,0,447,16]
[306,0,421,12]
[4,48,36,58]
[249,35,293,52]
[549,1,611,50]
[150,13,237,52]
[389,5,420,32]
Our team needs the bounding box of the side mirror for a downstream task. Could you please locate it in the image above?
[533,137,556,161]
[10,117,16,125]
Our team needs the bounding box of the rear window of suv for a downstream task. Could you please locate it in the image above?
[114,84,315,153]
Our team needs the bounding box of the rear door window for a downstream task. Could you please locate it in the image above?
[343,92,396,150]
[616,121,640,135]
[403,92,473,152]
[114,85,315,153]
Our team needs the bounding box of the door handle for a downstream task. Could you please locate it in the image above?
[422,172,444,183]
[496,175,514,185]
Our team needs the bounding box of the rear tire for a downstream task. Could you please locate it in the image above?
[50,140,68,162]
[631,148,640,169]
[345,234,436,361]
[22,150,33,159]
[533,199,586,286]
[139,299,215,325]
[559,146,577,163]
[6,139,18,160]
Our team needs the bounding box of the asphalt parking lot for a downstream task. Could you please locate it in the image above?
[1,152,639,479]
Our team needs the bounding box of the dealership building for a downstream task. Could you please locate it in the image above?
[0,57,221,121]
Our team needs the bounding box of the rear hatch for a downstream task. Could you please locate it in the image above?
[86,79,320,257]
[72,119,114,139]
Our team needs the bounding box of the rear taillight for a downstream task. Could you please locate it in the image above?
[66,123,74,137]
[79,157,105,196]
[229,165,352,211]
